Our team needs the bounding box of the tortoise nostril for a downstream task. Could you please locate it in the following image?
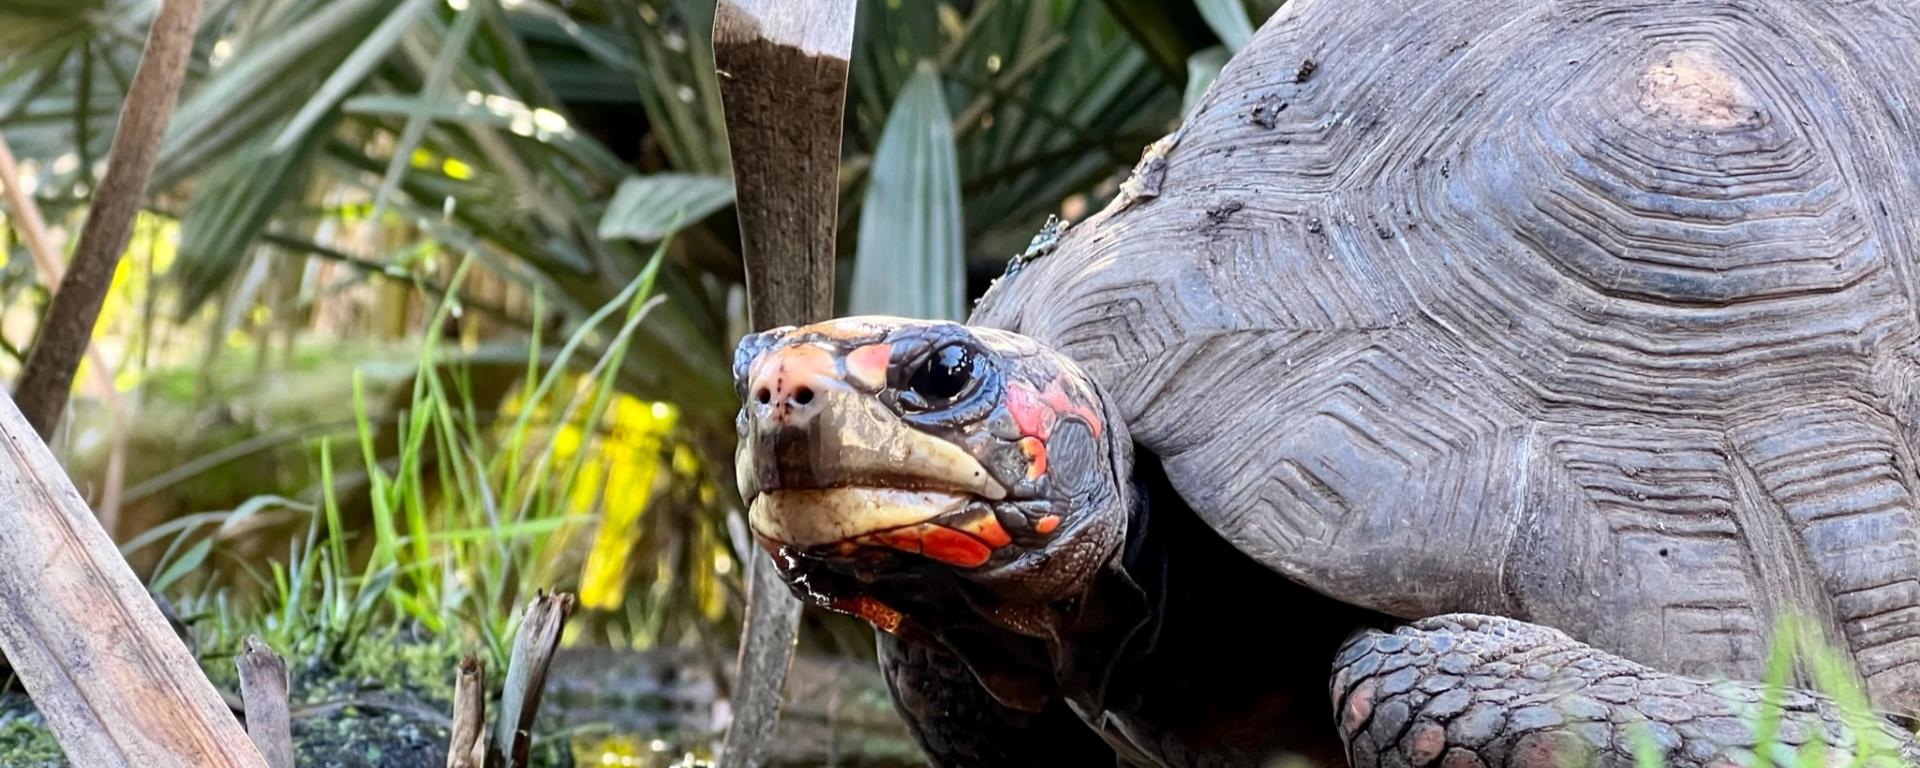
[746,348,833,417]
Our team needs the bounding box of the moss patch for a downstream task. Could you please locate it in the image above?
[289,703,451,768]
[0,702,64,768]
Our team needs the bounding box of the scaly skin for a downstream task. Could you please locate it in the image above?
[1332,615,1919,768]
[876,631,1116,767]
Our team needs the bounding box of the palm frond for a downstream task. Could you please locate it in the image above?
[851,64,964,321]
[598,174,733,244]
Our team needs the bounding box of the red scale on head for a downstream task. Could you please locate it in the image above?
[1005,380,1057,440]
[1003,377,1104,441]
[919,526,993,567]
[877,529,923,554]
[862,523,998,568]
[1042,378,1103,439]
[1004,375,1107,492]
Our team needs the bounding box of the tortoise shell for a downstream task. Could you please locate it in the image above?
[969,0,1920,714]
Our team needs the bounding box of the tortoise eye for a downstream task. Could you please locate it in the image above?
[905,344,975,408]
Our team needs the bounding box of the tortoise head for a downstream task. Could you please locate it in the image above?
[733,316,1133,633]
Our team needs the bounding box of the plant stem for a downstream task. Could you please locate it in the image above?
[14,0,204,438]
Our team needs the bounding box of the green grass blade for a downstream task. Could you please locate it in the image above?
[119,511,227,558]
[351,369,399,563]
[510,239,670,524]
[149,537,214,595]
[429,516,591,542]
[1183,46,1230,117]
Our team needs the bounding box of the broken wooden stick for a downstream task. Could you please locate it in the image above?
[487,591,575,768]
[712,3,857,767]
[235,636,293,768]
[447,654,485,768]
[0,388,265,766]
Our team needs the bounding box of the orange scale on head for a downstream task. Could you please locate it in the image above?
[1018,436,1048,482]
[954,514,1013,549]
[828,595,904,634]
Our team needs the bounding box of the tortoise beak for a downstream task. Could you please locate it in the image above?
[736,341,1010,561]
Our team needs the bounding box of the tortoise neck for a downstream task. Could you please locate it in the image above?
[1019,446,1171,712]
[1115,447,1161,584]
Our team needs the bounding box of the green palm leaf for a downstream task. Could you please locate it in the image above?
[173,118,334,317]
[271,0,436,152]
[851,64,964,322]
[597,174,734,243]
[1195,0,1256,52]
[156,0,390,189]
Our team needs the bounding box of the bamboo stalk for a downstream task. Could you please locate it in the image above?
[0,138,63,283]
[0,135,127,406]
[0,68,142,541]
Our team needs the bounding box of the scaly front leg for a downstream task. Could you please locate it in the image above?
[1332,615,1918,768]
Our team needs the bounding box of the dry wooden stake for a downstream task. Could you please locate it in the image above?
[447,654,486,768]
[487,592,575,768]
[235,636,294,768]
[711,3,858,767]
[0,137,64,284]
[0,390,266,767]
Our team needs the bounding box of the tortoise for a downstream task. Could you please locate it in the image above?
[731,0,1920,765]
